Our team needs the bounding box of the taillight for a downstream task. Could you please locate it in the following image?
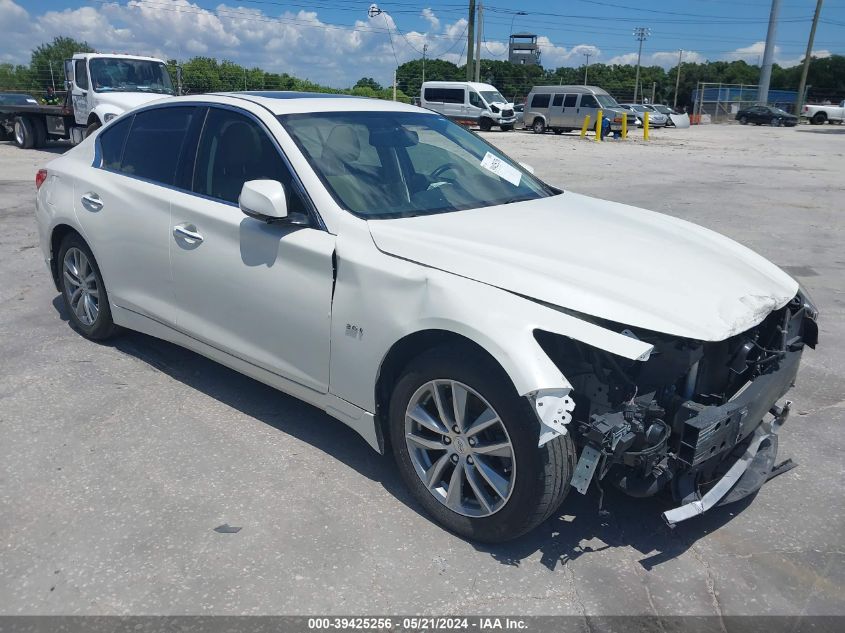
[803,105,809,112]
[35,169,47,190]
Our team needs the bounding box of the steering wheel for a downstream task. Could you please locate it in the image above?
[430,162,466,181]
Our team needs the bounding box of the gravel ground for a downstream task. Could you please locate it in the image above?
[0,123,843,618]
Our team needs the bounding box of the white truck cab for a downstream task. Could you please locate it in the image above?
[66,53,175,138]
[420,81,516,131]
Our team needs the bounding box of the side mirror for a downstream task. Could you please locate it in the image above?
[518,162,535,175]
[239,180,289,223]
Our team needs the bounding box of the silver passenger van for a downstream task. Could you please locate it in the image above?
[523,85,636,134]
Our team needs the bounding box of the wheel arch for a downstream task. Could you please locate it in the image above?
[374,329,506,451]
[49,224,86,290]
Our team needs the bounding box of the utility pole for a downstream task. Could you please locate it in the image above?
[393,69,397,101]
[422,42,428,84]
[796,0,824,116]
[632,27,650,104]
[466,0,476,81]
[758,0,782,105]
[651,81,656,104]
[474,2,483,83]
[583,52,591,85]
[673,49,683,108]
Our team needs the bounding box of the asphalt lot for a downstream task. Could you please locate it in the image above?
[1,124,843,618]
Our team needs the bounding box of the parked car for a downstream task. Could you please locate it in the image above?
[523,85,637,134]
[36,92,818,542]
[0,93,38,106]
[802,100,845,125]
[736,105,798,127]
[620,104,668,128]
[421,81,516,131]
[650,103,680,126]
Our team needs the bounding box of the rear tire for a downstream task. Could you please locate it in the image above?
[389,345,576,543]
[500,124,513,131]
[812,112,826,125]
[553,128,563,135]
[13,116,35,149]
[33,117,47,147]
[532,118,546,134]
[57,233,119,341]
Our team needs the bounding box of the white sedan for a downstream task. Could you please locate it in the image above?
[35,92,818,541]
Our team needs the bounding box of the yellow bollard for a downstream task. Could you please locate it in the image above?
[643,111,650,141]
[580,114,591,138]
[595,109,603,142]
[621,112,627,139]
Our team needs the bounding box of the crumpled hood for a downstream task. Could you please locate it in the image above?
[95,92,168,111]
[367,192,798,341]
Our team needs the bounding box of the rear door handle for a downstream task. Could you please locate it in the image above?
[173,223,204,244]
[80,192,103,212]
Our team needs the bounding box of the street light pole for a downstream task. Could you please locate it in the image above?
[673,49,683,109]
[583,52,591,85]
[796,0,824,116]
[632,27,650,104]
[422,42,428,85]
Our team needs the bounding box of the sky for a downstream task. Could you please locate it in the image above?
[3,0,844,87]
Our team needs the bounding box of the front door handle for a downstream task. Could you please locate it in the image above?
[80,192,103,212]
[173,223,204,244]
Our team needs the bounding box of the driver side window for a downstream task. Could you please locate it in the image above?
[75,60,88,91]
[193,108,306,212]
[469,92,483,108]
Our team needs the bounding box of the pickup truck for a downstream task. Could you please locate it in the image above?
[0,52,175,149]
[803,100,845,125]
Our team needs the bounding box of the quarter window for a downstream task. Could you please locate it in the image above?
[531,93,550,109]
[193,108,306,211]
[98,117,131,170]
[119,107,196,185]
[563,94,577,107]
[552,94,564,107]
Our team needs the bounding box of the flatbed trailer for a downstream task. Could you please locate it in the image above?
[0,99,81,148]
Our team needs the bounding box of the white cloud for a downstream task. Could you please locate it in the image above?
[725,41,832,67]
[607,50,704,67]
[420,8,439,32]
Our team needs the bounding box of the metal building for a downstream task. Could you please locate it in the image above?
[508,33,540,66]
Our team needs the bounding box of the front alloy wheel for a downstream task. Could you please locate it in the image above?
[404,380,516,517]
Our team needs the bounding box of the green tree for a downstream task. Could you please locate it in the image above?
[30,36,95,91]
[354,77,383,91]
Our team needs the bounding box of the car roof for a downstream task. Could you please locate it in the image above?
[212,91,423,115]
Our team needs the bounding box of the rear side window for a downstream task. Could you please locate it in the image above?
[193,107,306,212]
[120,107,195,185]
[531,93,550,109]
[99,117,131,170]
[552,94,564,107]
[424,88,464,104]
[563,94,577,107]
[75,60,88,90]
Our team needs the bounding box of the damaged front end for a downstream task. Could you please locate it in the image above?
[536,291,818,525]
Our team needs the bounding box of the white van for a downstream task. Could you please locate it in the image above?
[420,81,517,131]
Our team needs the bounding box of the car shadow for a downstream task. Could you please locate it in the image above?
[794,127,845,135]
[51,294,761,571]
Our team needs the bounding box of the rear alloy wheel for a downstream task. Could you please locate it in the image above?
[390,345,576,542]
[13,116,35,149]
[58,234,119,340]
[532,118,546,134]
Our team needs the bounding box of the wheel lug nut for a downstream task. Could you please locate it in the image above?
[468,438,476,447]
[467,456,474,464]
[451,454,459,464]
[452,425,460,434]
[443,437,451,444]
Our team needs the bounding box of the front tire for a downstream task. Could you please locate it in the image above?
[532,118,546,134]
[85,120,101,138]
[479,118,493,132]
[739,116,748,125]
[57,233,119,340]
[389,345,576,542]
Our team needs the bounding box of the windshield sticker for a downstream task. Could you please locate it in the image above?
[480,152,522,187]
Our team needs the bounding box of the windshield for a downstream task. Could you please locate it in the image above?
[479,90,506,104]
[89,58,175,94]
[279,111,555,219]
[596,94,620,108]
[770,106,790,115]
[653,105,672,114]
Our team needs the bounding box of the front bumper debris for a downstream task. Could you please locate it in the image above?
[662,400,793,527]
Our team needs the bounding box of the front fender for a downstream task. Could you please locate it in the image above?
[328,228,653,413]
[90,104,123,126]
